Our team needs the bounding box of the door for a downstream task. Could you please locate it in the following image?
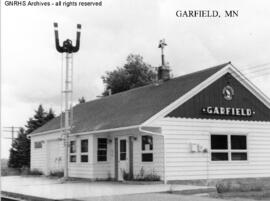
[118,136,129,181]
[47,140,62,174]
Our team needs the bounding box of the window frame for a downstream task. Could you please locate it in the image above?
[80,138,89,163]
[210,133,248,162]
[97,138,107,162]
[141,135,154,162]
[69,140,77,163]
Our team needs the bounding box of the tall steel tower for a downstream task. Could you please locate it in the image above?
[53,22,81,179]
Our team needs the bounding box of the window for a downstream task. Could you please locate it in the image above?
[231,135,247,161]
[211,134,247,161]
[34,141,42,149]
[69,140,76,162]
[80,139,88,162]
[120,139,127,160]
[97,138,107,162]
[141,135,153,162]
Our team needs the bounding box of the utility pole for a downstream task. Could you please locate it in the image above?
[2,126,21,143]
[53,22,82,180]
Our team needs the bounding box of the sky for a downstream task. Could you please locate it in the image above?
[2,0,270,159]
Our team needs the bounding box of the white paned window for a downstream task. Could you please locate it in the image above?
[97,138,107,162]
[211,134,247,161]
[141,135,153,162]
[80,139,88,163]
[69,140,77,162]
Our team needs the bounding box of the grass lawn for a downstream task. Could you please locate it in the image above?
[1,159,20,176]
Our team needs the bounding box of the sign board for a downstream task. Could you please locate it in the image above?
[202,106,255,117]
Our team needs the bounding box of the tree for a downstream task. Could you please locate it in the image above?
[102,54,156,96]
[78,96,86,104]
[8,105,55,168]
[8,128,30,168]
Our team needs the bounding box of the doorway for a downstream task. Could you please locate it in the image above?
[116,136,129,181]
[47,140,62,174]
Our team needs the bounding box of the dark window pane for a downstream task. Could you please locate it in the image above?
[97,138,107,162]
[81,139,88,153]
[70,141,76,153]
[98,155,107,161]
[120,153,126,160]
[231,136,246,150]
[211,153,228,161]
[120,140,126,152]
[231,153,247,160]
[98,138,107,144]
[34,141,42,149]
[98,150,107,155]
[211,135,228,149]
[98,143,107,149]
[70,155,76,162]
[142,136,153,151]
[81,155,88,162]
[142,153,153,162]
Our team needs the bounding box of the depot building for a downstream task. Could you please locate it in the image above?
[29,62,270,183]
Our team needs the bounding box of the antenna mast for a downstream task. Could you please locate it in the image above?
[53,22,81,180]
[158,39,167,67]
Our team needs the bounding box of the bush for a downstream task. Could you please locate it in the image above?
[134,167,161,181]
[1,167,20,176]
[122,170,133,180]
[216,180,265,193]
[49,170,64,177]
[28,168,43,175]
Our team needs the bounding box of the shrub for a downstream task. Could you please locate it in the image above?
[49,170,64,177]
[1,167,20,176]
[21,166,30,175]
[134,167,161,181]
[216,180,265,193]
[28,168,43,175]
[122,170,133,180]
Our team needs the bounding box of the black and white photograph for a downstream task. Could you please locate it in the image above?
[1,0,270,200]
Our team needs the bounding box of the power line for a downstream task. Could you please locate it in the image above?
[240,62,270,71]
[248,71,270,79]
[242,67,270,76]
[2,126,21,143]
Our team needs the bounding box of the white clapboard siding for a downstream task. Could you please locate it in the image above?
[133,134,164,180]
[151,118,270,181]
[31,132,63,175]
[67,135,94,178]
[91,134,115,179]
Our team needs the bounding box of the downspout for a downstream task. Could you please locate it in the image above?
[138,126,167,184]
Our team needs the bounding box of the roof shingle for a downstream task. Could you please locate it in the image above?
[32,62,229,134]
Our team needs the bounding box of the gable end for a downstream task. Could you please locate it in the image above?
[166,73,270,122]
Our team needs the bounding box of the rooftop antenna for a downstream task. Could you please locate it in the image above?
[53,22,81,180]
[157,39,170,81]
[158,39,167,67]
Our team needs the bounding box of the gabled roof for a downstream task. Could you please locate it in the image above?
[32,62,230,135]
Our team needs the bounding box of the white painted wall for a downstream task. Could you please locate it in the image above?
[152,118,270,181]
[68,131,165,180]
[31,132,63,175]
[68,135,94,178]
[31,130,165,180]
[133,134,164,180]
